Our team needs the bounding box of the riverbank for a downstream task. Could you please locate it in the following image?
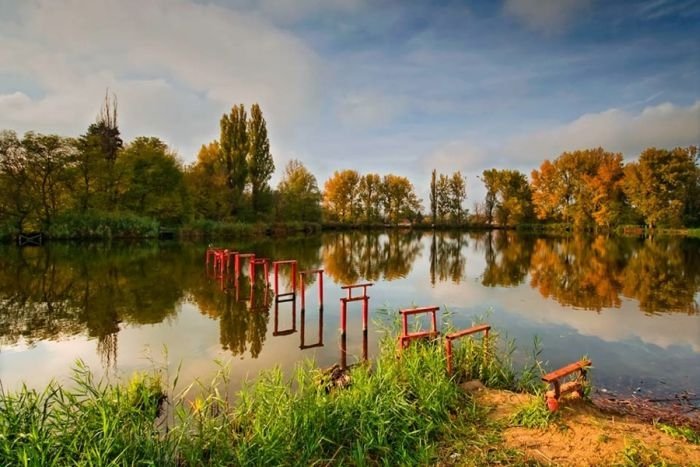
[2,328,698,465]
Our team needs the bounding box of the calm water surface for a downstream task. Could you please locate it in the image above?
[1,231,698,402]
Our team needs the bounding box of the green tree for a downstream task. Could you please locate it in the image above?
[22,132,77,228]
[0,130,35,231]
[75,94,123,212]
[185,142,229,221]
[623,146,699,228]
[436,174,450,222]
[247,103,274,214]
[119,137,189,225]
[481,169,533,226]
[277,159,321,222]
[448,171,467,224]
[220,104,248,216]
[429,169,437,224]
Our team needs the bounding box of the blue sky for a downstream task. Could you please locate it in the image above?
[0,0,698,204]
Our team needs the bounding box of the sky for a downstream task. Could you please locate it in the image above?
[0,0,699,204]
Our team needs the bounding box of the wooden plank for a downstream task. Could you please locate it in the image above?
[542,359,592,383]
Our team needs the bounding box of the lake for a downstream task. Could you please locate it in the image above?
[1,231,698,405]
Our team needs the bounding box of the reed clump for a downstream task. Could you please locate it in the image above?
[0,324,542,465]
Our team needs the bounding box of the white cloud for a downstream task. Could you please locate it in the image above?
[503,0,593,34]
[505,100,700,163]
[0,0,320,160]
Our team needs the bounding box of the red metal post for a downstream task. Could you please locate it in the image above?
[340,299,347,335]
[273,262,279,295]
[362,297,368,331]
[300,274,306,309]
[319,271,324,305]
[446,339,453,375]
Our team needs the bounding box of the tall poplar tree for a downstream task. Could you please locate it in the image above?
[430,169,437,224]
[219,104,248,216]
[247,103,274,213]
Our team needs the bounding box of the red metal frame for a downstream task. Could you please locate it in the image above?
[299,268,324,309]
[249,258,269,287]
[273,297,297,336]
[444,324,491,375]
[272,260,297,298]
[339,330,368,370]
[235,253,255,279]
[398,306,440,350]
[339,282,373,335]
[299,305,323,349]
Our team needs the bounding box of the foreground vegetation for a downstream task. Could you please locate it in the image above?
[2,320,699,465]
[0,323,542,465]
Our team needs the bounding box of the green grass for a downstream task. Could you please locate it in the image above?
[0,324,545,466]
[616,439,671,467]
[657,423,700,445]
[510,397,558,429]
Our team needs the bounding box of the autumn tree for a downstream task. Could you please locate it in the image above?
[247,103,274,213]
[531,148,625,229]
[322,170,360,222]
[481,169,532,226]
[220,104,248,216]
[436,174,450,222]
[623,146,699,228]
[381,174,422,223]
[277,159,321,222]
[358,173,383,223]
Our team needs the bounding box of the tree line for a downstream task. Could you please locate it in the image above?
[477,147,699,229]
[1,94,697,237]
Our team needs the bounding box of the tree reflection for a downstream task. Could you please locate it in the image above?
[323,231,422,283]
[0,244,185,360]
[480,231,534,287]
[529,235,629,311]
[621,237,700,314]
[429,232,467,284]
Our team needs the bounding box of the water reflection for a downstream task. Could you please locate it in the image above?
[0,232,698,394]
[322,231,422,283]
[429,231,468,284]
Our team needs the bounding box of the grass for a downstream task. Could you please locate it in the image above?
[657,423,700,445]
[616,439,671,467]
[510,397,558,429]
[0,322,549,466]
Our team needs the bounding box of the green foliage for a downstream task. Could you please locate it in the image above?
[247,103,274,213]
[0,362,168,466]
[276,159,322,222]
[0,324,552,465]
[119,137,190,225]
[510,397,557,429]
[46,210,159,239]
[657,423,700,445]
[616,439,670,467]
[219,104,249,215]
[481,168,533,226]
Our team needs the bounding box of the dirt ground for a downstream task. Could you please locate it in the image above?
[474,387,700,466]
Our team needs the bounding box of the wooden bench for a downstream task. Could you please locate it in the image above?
[542,359,592,411]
